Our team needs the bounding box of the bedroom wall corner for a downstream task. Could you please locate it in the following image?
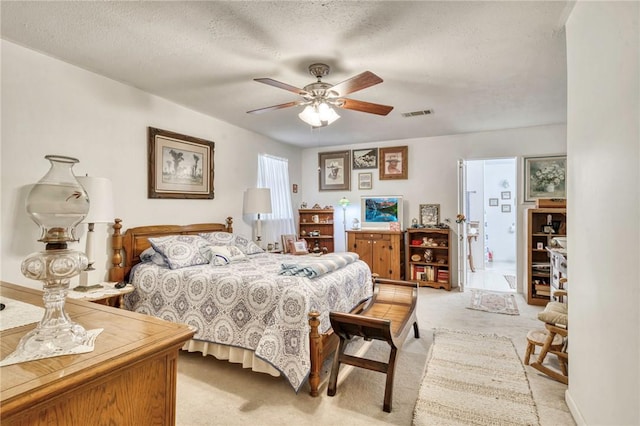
[0,40,302,288]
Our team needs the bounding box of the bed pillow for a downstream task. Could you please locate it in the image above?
[232,234,264,255]
[139,247,169,267]
[199,232,265,255]
[203,245,247,264]
[148,235,210,269]
[198,232,235,246]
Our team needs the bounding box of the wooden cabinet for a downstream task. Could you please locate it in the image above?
[0,282,194,425]
[298,209,334,253]
[526,208,567,305]
[346,230,404,280]
[405,228,452,290]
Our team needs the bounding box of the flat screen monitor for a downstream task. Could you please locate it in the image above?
[360,196,403,230]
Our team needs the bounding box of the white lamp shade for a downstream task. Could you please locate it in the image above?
[77,176,115,223]
[243,188,272,215]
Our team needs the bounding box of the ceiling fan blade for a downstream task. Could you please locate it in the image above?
[331,71,383,96]
[338,98,394,116]
[254,78,309,96]
[247,101,300,114]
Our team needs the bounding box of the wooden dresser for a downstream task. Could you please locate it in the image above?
[0,282,194,425]
[346,230,404,279]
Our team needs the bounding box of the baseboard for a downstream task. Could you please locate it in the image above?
[565,389,585,425]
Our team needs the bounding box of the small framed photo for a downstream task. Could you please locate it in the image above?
[358,172,373,190]
[489,198,499,207]
[501,191,511,200]
[420,204,440,227]
[318,150,350,191]
[379,146,408,180]
[352,148,378,170]
[501,204,511,213]
[281,234,296,254]
[289,239,309,255]
[536,242,544,250]
[148,127,215,199]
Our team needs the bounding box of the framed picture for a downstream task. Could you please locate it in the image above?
[358,172,373,190]
[501,204,511,213]
[524,155,567,202]
[419,204,440,227]
[379,146,408,180]
[281,234,296,254]
[319,150,350,191]
[501,191,511,200]
[352,147,378,169]
[489,198,499,206]
[289,239,309,255]
[148,127,215,199]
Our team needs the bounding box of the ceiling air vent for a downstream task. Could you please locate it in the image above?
[401,109,433,118]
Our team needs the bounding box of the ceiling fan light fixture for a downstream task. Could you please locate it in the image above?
[298,102,340,128]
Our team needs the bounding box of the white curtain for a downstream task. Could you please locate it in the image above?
[258,154,296,246]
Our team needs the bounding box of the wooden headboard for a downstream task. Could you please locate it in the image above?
[108,217,233,283]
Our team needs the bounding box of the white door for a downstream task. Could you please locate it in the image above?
[457,159,467,291]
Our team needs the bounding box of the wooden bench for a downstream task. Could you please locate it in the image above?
[327,277,420,413]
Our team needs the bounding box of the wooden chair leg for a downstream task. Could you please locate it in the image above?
[524,341,534,365]
[327,337,346,397]
[383,345,398,413]
[530,327,568,385]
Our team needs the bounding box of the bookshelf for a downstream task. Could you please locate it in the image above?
[405,228,452,290]
[526,207,567,305]
[298,209,334,253]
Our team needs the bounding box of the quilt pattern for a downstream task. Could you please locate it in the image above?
[124,252,372,391]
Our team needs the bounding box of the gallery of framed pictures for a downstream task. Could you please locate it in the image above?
[523,155,567,202]
[148,127,215,199]
[318,150,350,191]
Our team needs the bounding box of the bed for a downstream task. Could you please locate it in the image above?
[108,217,373,396]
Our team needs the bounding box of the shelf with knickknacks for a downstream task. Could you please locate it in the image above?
[405,226,452,290]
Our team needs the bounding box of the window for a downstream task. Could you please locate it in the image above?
[258,154,296,244]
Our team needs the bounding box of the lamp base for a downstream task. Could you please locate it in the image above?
[75,270,104,292]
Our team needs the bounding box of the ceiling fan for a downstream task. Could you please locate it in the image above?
[247,63,394,127]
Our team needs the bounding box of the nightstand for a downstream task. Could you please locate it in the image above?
[68,282,134,308]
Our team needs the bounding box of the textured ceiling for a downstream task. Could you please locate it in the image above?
[1,1,573,148]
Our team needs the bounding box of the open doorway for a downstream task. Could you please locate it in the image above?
[463,158,517,292]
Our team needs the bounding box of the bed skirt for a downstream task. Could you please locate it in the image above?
[181,340,281,377]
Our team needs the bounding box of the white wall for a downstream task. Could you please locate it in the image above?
[565,2,639,424]
[484,158,517,264]
[300,125,566,289]
[1,40,302,288]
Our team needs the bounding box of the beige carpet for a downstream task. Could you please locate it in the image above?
[467,288,520,315]
[413,329,539,426]
[177,334,429,425]
[176,288,575,426]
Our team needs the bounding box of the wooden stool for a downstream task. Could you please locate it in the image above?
[524,329,563,365]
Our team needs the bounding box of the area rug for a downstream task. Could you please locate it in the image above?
[467,289,520,316]
[504,274,517,289]
[413,329,540,426]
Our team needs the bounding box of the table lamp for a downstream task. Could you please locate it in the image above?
[76,176,115,291]
[243,188,272,246]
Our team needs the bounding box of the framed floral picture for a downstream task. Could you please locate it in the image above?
[318,150,350,191]
[524,155,567,202]
[379,146,408,180]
